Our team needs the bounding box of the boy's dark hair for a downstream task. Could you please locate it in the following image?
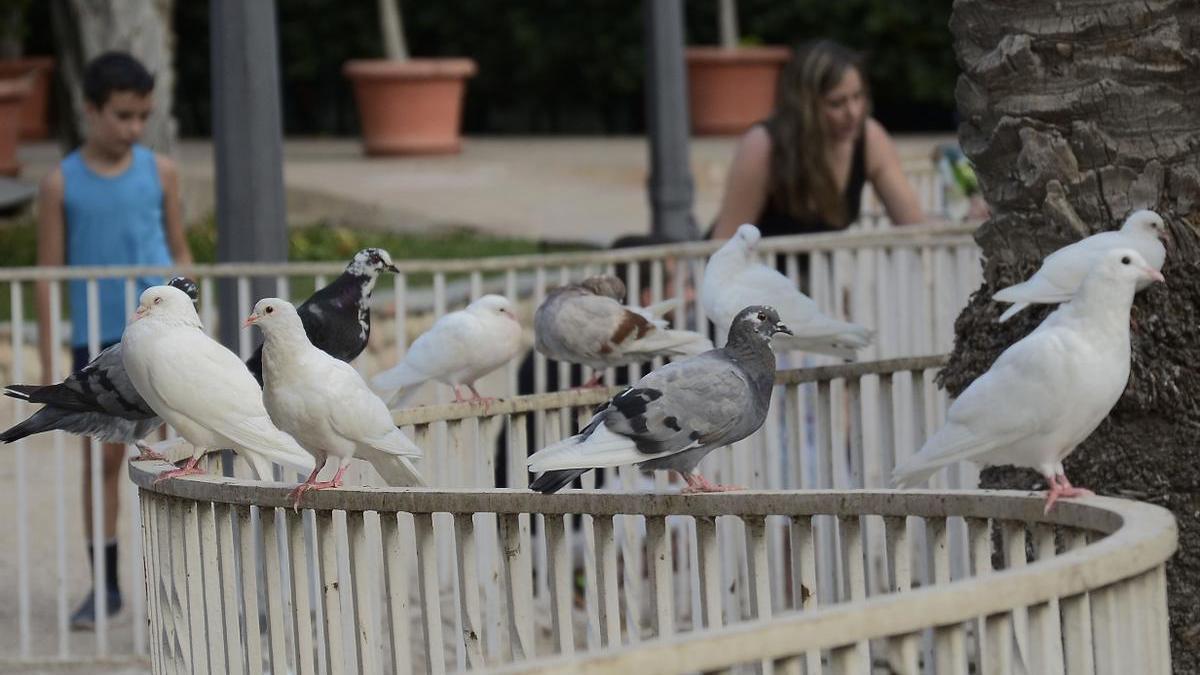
[83,52,155,107]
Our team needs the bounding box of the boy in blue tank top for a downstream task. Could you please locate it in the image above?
[35,52,192,629]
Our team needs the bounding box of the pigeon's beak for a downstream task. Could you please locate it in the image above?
[775,322,793,336]
[242,313,260,328]
[384,263,400,274]
[1144,267,1165,284]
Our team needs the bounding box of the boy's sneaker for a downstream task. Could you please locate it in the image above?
[69,588,123,630]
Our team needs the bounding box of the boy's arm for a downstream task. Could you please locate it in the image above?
[157,155,193,266]
[36,168,65,382]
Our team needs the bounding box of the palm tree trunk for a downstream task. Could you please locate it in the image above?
[946,0,1200,666]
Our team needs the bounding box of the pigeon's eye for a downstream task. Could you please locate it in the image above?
[1121,256,1131,265]
[756,312,766,321]
[265,306,274,314]
[153,297,162,305]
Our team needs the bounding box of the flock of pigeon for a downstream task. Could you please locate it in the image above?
[0,210,1168,511]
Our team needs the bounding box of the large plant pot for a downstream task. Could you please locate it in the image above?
[0,56,54,139]
[343,58,477,156]
[0,77,31,176]
[686,46,791,136]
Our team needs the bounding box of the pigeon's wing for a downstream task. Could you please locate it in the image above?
[993,234,1121,306]
[297,284,368,363]
[892,332,1065,486]
[21,344,156,419]
[136,330,314,473]
[537,292,634,365]
[527,353,752,472]
[401,310,482,380]
[728,264,873,356]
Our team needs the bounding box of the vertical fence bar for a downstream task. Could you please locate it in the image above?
[382,513,413,674]
[545,514,576,655]
[316,511,346,674]
[286,510,316,675]
[594,515,622,647]
[454,512,487,668]
[199,503,228,673]
[499,513,536,660]
[414,512,445,674]
[349,512,380,675]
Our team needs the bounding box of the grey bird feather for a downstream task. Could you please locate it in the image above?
[534,274,712,372]
[527,305,790,493]
[1,277,199,447]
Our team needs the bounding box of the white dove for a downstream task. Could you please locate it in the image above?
[893,248,1164,512]
[246,299,426,509]
[534,275,712,387]
[120,286,315,482]
[701,224,873,359]
[993,209,1167,322]
[371,294,524,408]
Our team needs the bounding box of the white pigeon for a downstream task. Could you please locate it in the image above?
[120,286,315,482]
[534,275,713,387]
[893,248,1164,513]
[247,299,426,508]
[371,294,524,408]
[993,209,1167,322]
[701,224,873,359]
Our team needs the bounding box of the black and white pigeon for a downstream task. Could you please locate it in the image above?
[245,247,399,384]
[527,305,791,494]
[534,275,712,387]
[2,276,198,460]
[893,248,1164,513]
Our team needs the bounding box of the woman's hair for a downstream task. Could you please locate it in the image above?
[767,39,867,227]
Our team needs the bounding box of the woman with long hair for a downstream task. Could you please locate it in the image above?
[711,39,924,238]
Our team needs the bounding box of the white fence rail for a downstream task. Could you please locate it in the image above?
[130,475,1177,675]
[0,225,979,666]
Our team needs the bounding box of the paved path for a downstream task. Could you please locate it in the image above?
[17,133,954,246]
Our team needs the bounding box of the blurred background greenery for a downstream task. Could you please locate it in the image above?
[25,0,957,137]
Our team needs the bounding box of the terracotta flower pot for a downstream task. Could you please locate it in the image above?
[0,56,54,139]
[0,77,31,176]
[686,46,791,136]
[343,58,477,156]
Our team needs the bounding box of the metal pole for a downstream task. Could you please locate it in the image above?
[210,0,288,352]
[644,0,699,241]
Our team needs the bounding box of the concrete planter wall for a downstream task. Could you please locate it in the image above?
[686,46,790,135]
[343,58,477,156]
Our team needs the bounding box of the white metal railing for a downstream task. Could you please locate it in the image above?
[128,357,963,674]
[129,474,1177,675]
[0,224,979,665]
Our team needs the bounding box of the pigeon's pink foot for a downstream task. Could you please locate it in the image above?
[1043,474,1094,514]
[466,385,497,411]
[154,458,204,484]
[578,373,606,389]
[133,441,170,463]
[288,465,349,511]
[452,386,466,403]
[681,473,743,494]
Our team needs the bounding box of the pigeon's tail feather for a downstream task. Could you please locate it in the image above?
[892,423,1000,489]
[642,298,681,319]
[0,409,59,443]
[527,423,642,473]
[0,408,155,445]
[774,317,874,359]
[224,416,317,476]
[4,385,38,401]
[771,333,865,360]
[997,302,1027,323]
[991,278,1073,311]
[629,329,713,358]
[529,468,589,494]
[371,362,430,409]
[360,447,427,487]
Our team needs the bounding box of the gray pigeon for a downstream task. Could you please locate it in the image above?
[527,305,790,493]
[1,277,198,460]
[534,274,712,387]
